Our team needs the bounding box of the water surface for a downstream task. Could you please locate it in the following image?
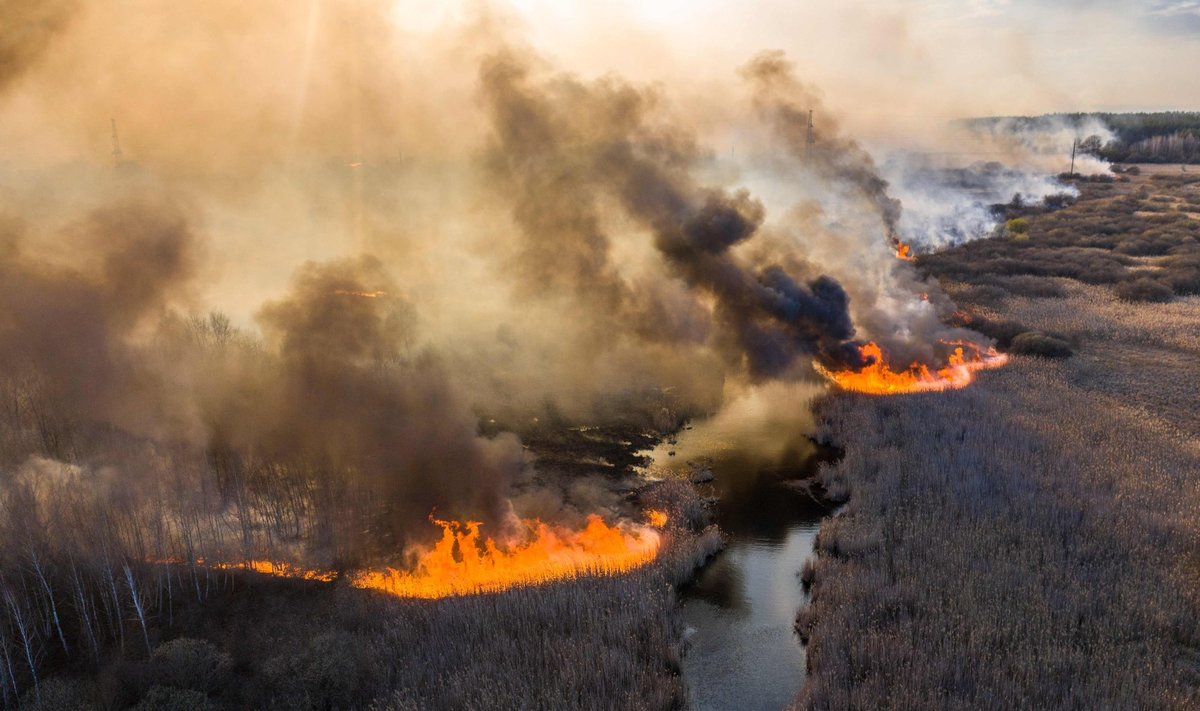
[642,388,836,711]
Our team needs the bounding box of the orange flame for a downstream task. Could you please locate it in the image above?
[145,557,337,582]
[221,559,337,582]
[894,240,915,261]
[159,512,665,599]
[815,341,1007,394]
[352,514,664,598]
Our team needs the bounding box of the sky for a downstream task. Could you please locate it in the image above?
[430,0,1200,138]
[3,0,1199,165]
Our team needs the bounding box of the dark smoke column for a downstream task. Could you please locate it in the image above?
[742,50,903,240]
[480,51,870,379]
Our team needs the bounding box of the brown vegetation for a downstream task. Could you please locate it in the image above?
[795,174,1200,709]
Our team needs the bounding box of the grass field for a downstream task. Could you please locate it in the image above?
[795,172,1200,709]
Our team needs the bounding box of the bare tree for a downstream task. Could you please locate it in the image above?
[123,564,152,656]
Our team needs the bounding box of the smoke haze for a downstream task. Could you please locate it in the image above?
[0,0,1101,557]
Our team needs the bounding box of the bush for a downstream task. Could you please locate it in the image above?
[1006,218,1030,237]
[260,632,384,710]
[1043,193,1075,210]
[145,638,232,694]
[1165,268,1200,295]
[19,677,95,711]
[1010,332,1074,358]
[949,313,1030,349]
[1115,277,1174,302]
[995,276,1067,298]
[954,284,1010,304]
[132,686,217,711]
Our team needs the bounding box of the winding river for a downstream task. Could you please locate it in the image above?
[642,387,837,710]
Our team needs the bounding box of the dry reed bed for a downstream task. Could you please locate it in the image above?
[797,282,1200,707]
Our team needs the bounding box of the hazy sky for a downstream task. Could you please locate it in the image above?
[423,0,1200,137]
[4,0,1198,164]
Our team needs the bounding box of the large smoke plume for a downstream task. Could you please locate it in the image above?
[481,50,868,379]
[0,2,1059,563]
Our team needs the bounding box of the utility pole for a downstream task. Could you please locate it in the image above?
[805,109,815,155]
[110,119,123,166]
[1069,138,1076,176]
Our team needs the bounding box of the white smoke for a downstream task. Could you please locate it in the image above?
[881,154,1077,250]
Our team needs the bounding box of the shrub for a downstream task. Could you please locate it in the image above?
[995,276,1067,298]
[1115,277,1174,302]
[1010,331,1074,358]
[1006,218,1030,237]
[949,313,1029,349]
[953,283,1010,304]
[1043,193,1075,210]
[1165,268,1200,295]
[261,632,384,710]
[145,638,232,695]
[132,686,217,711]
[19,677,95,711]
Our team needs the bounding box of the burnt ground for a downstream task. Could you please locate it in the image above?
[516,423,660,480]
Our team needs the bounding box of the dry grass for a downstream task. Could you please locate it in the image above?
[795,178,1200,709]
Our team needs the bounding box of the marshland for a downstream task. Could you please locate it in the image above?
[3,2,1200,710]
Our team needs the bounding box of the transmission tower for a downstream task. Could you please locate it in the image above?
[110,118,123,166]
[806,109,815,154]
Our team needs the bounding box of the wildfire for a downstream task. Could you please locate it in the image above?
[352,513,665,598]
[145,557,338,582]
[893,239,915,261]
[815,341,1008,394]
[218,559,336,582]
[185,511,668,599]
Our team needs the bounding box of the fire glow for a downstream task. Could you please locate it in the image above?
[815,341,1008,394]
[353,513,666,598]
[192,511,667,599]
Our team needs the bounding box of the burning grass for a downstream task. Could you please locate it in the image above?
[794,177,1200,709]
[352,513,666,599]
[814,341,1007,395]
[162,511,668,600]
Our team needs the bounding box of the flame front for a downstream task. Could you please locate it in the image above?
[353,514,664,598]
[202,511,668,599]
[815,341,1008,394]
[893,239,915,261]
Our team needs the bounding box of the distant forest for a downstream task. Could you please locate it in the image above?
[969,112,1200,164]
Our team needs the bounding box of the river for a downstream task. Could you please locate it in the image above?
[641,385,837,711]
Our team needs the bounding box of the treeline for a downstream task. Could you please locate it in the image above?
[1088,111,1200,163]
[969,112,1200,164]
[0,315,336,707]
